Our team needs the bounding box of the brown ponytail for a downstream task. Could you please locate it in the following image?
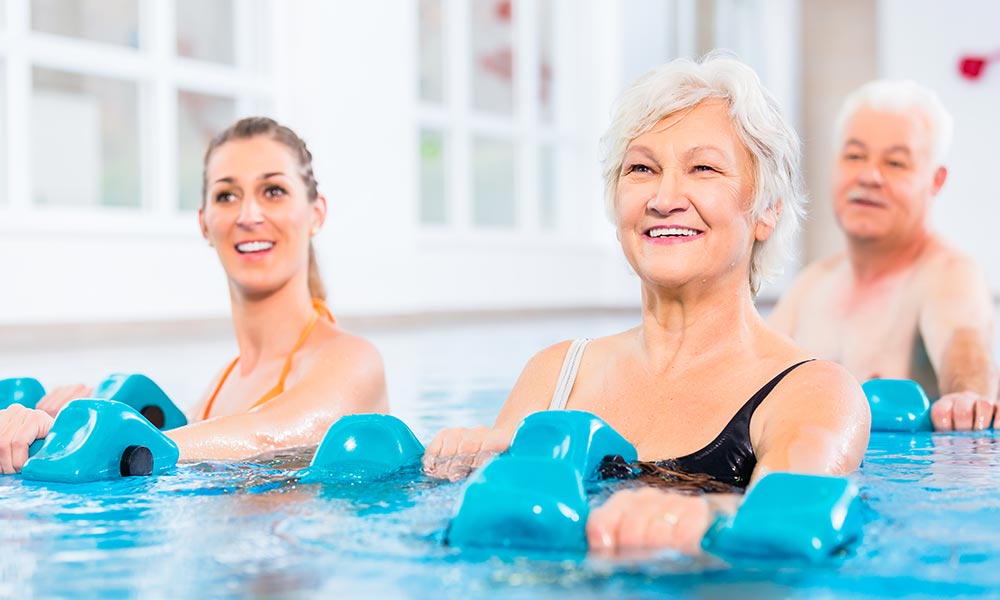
[203,117,326,300]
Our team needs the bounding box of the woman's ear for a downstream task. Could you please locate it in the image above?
[310,194,328,236]
[754,199,782,242]
[198,208,212,246]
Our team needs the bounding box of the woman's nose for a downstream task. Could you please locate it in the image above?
[646,170,689,216]
[236,197,265,227]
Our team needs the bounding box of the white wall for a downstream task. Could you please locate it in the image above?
[878,0,1000,293]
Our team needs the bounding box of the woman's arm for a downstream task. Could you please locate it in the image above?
[167,333,387,461]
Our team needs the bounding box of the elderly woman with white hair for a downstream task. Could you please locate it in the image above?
[422,54,870,555]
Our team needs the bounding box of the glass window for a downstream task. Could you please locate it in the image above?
[32,67,139,207]
[419,0,445,104]
[177,90,237,211]
[470,0,514,114]
[538,0,554,122]
[539,144,556,230]
[176,0,235,65]
[419,129,448,224]
[31,0,139,48]
[472,137,515,227]
[0,62,6,206]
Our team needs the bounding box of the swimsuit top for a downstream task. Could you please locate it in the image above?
[548,338,814,488]
[199,298,335,421]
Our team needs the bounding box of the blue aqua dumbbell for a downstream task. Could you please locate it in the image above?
[862,379,933,432]
[92,374,187,431]
[0,378,46,410]
[22,399,179,483]
[299,414,425,483]
[446,411,637,551]
[702,472,863,562]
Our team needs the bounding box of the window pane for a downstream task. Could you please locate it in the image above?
[419,0,445,104]
[472,137,515,227]
[539,145,556,230]
[32,68,139,207]
[470,0,514,114]
[31,0,139,48]
[176,0,235,65]
[538,0,554,122]
[0,62,6,206]
[419,129,447,224]
[177,91,236,211]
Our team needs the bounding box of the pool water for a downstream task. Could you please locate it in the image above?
[2,313,999,598]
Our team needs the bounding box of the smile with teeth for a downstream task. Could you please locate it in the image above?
[647,227,702,238]
[236,241,275,253]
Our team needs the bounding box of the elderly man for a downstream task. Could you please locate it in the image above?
[770,79,998,431]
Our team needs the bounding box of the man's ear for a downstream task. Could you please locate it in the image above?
[754,200,782,242]
[931,166,948,196]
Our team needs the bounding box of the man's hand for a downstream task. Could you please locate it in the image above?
[930,391,995,431]
[35,384,93,418]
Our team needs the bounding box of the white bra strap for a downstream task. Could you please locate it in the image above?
[547,338,592,411]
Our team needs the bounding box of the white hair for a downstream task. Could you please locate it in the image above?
[600,52,805,295]
[834,79,954,166]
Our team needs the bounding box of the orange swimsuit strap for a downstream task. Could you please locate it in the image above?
[199,299,335,421]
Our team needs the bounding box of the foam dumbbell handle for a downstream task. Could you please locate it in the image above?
[300,414,425,482]
[702,472,863,562]
[507,410,638,480]
[446,455,589,552]
[92,374,188,431]
[863,379,933,432]
[21,399,179,483]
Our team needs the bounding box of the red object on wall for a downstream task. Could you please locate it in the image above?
[959,50,1000,80]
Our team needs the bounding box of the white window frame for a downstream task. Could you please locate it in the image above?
[0,0,279,237]
[414,0,582,246]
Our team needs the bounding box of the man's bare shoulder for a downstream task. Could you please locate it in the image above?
[917,236,989,286]
[788,252,849,292]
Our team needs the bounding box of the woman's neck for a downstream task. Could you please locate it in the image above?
[229,279,316,374]
[636,277,762,373]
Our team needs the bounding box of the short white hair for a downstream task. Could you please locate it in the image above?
[600,52,805,295]
[834,79,954,166]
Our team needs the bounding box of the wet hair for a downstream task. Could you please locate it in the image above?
[202,116,326,300]
[833,79,954,167]
[600,51,806,295]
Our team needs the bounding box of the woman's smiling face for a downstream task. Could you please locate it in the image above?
[200,136,324,299]
[614,99,762,293]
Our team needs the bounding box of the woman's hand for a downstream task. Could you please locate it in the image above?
[35,384,93,418]
[422,426,512,481]
[586,487,715,556]
[0,405,55,474]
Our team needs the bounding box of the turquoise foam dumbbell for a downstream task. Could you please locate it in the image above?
[93,374,187,431]
[702,472,863,562]
[446,411,637,551]
[300,414,425,483]
[447,456,589,552]
[0,378,46,410]
[22,399,179,483]
[862,379,933,432]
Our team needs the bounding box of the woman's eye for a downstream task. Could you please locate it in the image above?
[263,186,286,198]
[624,163,652,175]
[215,191,238,203]
[692,164,718,173]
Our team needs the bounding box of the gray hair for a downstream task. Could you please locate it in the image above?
[600,52,805,295]
[833,79,953,166]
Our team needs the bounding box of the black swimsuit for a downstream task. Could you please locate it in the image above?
[658,360,815,488]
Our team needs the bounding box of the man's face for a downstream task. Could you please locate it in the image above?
[832,106,945,245]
